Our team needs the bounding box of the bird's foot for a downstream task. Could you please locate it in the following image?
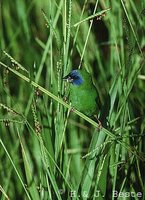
[94,115,102,130]
[98,120,102,129]
[63,96,69,103]
[70,107,75,112]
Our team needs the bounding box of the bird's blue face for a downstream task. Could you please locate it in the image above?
[63,70,83,86]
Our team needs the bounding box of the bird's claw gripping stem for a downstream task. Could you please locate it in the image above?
[94,115,102,130]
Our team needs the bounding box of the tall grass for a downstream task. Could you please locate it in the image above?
[0,0,145,199]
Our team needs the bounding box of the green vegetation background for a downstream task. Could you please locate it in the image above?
[0,0,145,199]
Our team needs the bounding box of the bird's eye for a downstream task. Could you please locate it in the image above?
[67,76,74,83]
[71,75,77,80]
[63,70,83,85]
[72,75,83,85]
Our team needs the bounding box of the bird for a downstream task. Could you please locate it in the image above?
[63,68,99,118]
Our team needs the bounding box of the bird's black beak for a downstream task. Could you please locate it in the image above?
[63,74,73,83]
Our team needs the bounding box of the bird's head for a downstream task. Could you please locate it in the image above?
[63,70,84,86]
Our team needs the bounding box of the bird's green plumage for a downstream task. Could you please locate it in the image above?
[69,69,98,117]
